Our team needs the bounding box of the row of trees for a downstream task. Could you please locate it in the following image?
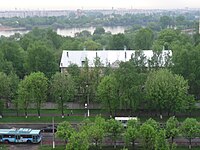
[56,116,200,150]
[0,26,200,116]
[0,64,194,119]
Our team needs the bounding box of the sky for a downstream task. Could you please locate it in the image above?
[0,0,200,10]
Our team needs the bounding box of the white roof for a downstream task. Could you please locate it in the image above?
[115,117,137,121]
[60,50,172,68]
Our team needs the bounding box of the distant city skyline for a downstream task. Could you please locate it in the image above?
[0,0,200,10]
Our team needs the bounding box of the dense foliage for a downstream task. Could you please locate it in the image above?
[56,116,200,150]
[0,10,200,117]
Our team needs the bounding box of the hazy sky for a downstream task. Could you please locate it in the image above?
[0,0,200,10]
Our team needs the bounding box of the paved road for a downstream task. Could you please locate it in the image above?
[2,133,64,150]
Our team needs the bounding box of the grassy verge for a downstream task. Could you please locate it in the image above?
[0,116,96,123]
[3,109,106,116]
[39,145,65,150]
[0,115,200,123]
[39,145,200,150]
[1,108,200,123]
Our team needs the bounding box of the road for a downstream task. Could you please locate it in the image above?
[1,124,200,149]
[3,133,65,150]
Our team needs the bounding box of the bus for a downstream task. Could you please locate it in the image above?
[0,128,41,144]
[115,117,137,127]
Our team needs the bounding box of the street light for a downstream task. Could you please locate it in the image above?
[86,84,90,117]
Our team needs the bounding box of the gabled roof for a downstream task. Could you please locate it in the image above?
[60,50,172,68]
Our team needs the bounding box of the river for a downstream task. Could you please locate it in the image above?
[0,26,126,37]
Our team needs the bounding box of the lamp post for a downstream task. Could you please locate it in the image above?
[84,103,87,117]
[86,84,90,117]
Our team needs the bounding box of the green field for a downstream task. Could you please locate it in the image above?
[39,145,200,150]
[0,108,200,123]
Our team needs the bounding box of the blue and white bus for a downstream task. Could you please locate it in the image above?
[0,128,41,143]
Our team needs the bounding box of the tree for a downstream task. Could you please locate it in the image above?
[124,119,140,149]
[172,45,200,100]
[155,130,170,150]
[0,40,26,78]
[18,72,48,118]
[66,131,89,150]
[28,72,48,118]
[160,16,173,29]
[17,76,32,118]
[88,116,106,147]
[25,41,57,78]
[75,30,91,37]
[0,100,4,118]
[109,33,129,50]
[97,75,119,117]
[114,61,145,114]
[130,50,148,73]
[93,27,105,35]
[8,73,20,116]
[140,123,156,150]
[56,121,75,142]
[134,28,154,50]
[46,29,63,49]
[181,118,200,149]
[80,40,101,50]
[0,72,12,109]
[145,69,190,117]
[51,72,75,118]
[90,56,104,102]
[166,116,179,148]
[145,118,159,131]
[106,118,123,148]
[154,29,180,50]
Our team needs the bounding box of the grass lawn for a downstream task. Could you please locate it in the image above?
[0,145,8,150]
[39,145,65,150]
[0,115,200,123]
[3,109,106,116]
[1,108,200,123]
[39,145,200,150]
[0,116,96,123]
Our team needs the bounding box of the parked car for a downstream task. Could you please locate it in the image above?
[41,125,57,133]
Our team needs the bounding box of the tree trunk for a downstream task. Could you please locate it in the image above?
[95,140,98,147]
[170,137,174,150]
[189,138,192,149]
[107,99,113,117]
[132,140,135,149]
[114,140,116,149]
[37,102,41,118]
[61,98,64,118]
[38,108,40,118]
[25,108,27,118]
[167,110,170,116]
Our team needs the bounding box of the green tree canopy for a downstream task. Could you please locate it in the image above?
[140,123,156,150]
[25,41,57,78]
[134,28,154,50]
[50,72,75,117]
[181,118,200,149]
[145,69,190,116]
[106,118,123,148]
[97,75,119,117]
[166,116,179,148]
[56,121,75,142]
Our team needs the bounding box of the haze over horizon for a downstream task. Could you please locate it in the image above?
[0,0,200,10]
